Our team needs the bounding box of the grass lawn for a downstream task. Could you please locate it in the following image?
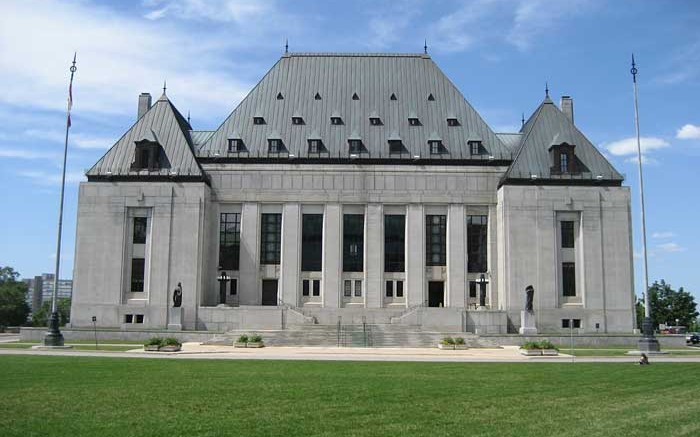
[556,346,700,357]
[2,356,700,437]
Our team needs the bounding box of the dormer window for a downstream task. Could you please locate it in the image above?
[348,139,364,154]
[369,117,382,126]
[408,117,421,126]
[307,139,324,154]
[549,143,578,175]
[428,140,444,155]
[447,118,460,127]
[132,141,161,170]
[228,138,245,152]
[253,117,266,125]
[560,153,568,173]
[468,140,483,155]
[268,138,283,153]
[292,116,304,125]
[388,140,405,154]
[331,116,343,125]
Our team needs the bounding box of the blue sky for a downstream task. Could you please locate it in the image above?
[1,0,698,300]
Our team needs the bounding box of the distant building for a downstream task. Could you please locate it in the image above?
[23,274,72,313]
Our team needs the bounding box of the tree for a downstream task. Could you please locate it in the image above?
[637,280,698,330]
[32,298,71,327]
[0,266,30,327]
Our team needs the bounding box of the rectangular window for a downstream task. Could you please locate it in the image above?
[308,139,321,154]
[344,280,352,297]
[301,214,323,271]
[354,280,362,297]
[386,280,393,297]
[426,215,447,266]
[469,141,482,155]
[408,117,421,126]
[230,279,238,296]
[228,138,244,152]
[561,221,575,248]
[349,139,363,154]
[467,215,488,272]
[429,140,442,155]
[396,281,404,297]
[384,215,405,272]
[135,314,144,324]
[560,152,569,173]
[469,281,477,298]
[133,217,147,244]
[312,280,320,297]
[268,139,281,153]
[388,140,404,154]
[302,280,310,297]
[562,319,581,328]
[343,214,364,272]
[124,314,133,323]
[130,258,145,292]
[562,262,576,296]
[331,116,343,125]
[447,118,460,127]
[219,213,241,270]
[260,213,282,265]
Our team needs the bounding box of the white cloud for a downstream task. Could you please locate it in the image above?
[606,137,670,156]
[508,0,594,50]
[676,124,700,140]
[18,170,86,186]
[143,0,274,23]
[652,232,675,239]
[624,155,659,166]
[656,242,685,253]
[0,148,59,160]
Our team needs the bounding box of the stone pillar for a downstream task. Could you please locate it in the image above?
[447,204,466,308]
[365,203,383,308]
[280,203,300,306]
[487,204,498,309]
[239,202,260,305]
[406,204,425,307]
[322,203,342,308]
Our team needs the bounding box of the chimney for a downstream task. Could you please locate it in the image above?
[138,93,152,119]
[560,95,574,124]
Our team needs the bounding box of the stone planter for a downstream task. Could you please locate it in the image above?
[519,348,542,356]
[159,345,182,352]
[541,349,559,356]
[438,343,455,350]
[247,342,265,348]
[144,345,160,352]
[454,344,469,350]
[234,342,247,348]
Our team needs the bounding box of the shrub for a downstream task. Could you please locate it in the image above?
[441,336,455,345]
[164,337,181,346]
[454,337,465,345]
[237,335,249,343]
[249,334,263,343]
[521,341,540,350]
[144,337,164,347]
[538,340,558,351]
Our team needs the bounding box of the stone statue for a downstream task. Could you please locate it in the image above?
[479,284,487,307]
[173,283,182,308]
[525,285,534,312]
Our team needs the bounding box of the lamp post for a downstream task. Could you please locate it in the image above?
[217,270,230,306]
[476,273,489,309]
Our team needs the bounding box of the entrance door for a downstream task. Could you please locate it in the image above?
[262,280,278,306]
[428,281,444,307]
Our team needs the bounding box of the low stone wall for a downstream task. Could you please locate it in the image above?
[482,334,687,348]
[20,327,220,343]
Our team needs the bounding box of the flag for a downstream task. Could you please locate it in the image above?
[67,81,73,128]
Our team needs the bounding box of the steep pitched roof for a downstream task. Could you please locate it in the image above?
[501,97,623,185]
[87,94,204,179]
[199,53,509,160]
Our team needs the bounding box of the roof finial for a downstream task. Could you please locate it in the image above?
[545,81,549,98]
[424,39,428,54]
[521,112,525,127]
[631,53,638,84]
[285,38,289,54]
[187,110,191,124]
[162,80,167,96]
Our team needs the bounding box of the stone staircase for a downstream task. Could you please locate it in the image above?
[203,323,499,348]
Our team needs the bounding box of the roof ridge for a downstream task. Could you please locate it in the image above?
[286,52,428,58]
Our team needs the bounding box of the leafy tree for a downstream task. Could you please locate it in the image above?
[638,280,698,330]
[32,298,71,327]
[0,266,31,327]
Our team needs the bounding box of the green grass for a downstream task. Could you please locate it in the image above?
[1,356,700,437]
[557,346,700,357]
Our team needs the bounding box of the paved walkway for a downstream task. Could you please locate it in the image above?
[2,343,700,363]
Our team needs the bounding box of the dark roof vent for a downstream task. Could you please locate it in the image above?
[427,93,435,101]
[276,92,284,100]
[390,93,397,101]
[314,92,322,100]
[352,92,359,100]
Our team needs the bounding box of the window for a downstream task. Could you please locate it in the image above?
[308,139,323,154]
[467,215,488,272]
[260,213,282,264]
[331,116,344,125]
[133,217,147,244]
[313,280,320,296]
[408,117,421,126]
[132,142,160,170]
[384,215,405,272]
[396,281,404,297]
[388,140,404,154]
[429,140,443,155]
[135,314,144,324]
[369,117,382,126]
[230,279,237,296]
[268,139,283,153]
[447,118,460,126]
[426,215,446,266]
[219,213,241,270]
[354,280,362,297]
[562,262,576,296]
[344,280,352,297]
[386,280,393,297]
[292,116,304,125]
[550,143,578,175]
[130,258,145,292]
[343,214,364,272]
[561,221,575,248]
[253,117,265,125]
[469,281,477,298]
[228,138,245,152]
[560,152,569,173]
[302,280,310,297]
[562,319,581,329]
[469,140,482,155]
[301,214,323,271]
[348,139,364,154]
[125,314,133,323]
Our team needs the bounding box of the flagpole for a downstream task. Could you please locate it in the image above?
[44,53,77,347]
[630,54,660,353]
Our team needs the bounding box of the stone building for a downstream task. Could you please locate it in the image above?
[70,53,635,334]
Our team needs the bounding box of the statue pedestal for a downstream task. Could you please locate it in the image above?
[519,310,538,335]
[168,307,183,331]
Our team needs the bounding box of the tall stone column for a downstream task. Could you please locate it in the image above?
[406,204,425,307]
[365,203,383,308]
[447,204,466,308]
[280,203,300,306]
[239,202,260,305]
[322,203,342,308]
